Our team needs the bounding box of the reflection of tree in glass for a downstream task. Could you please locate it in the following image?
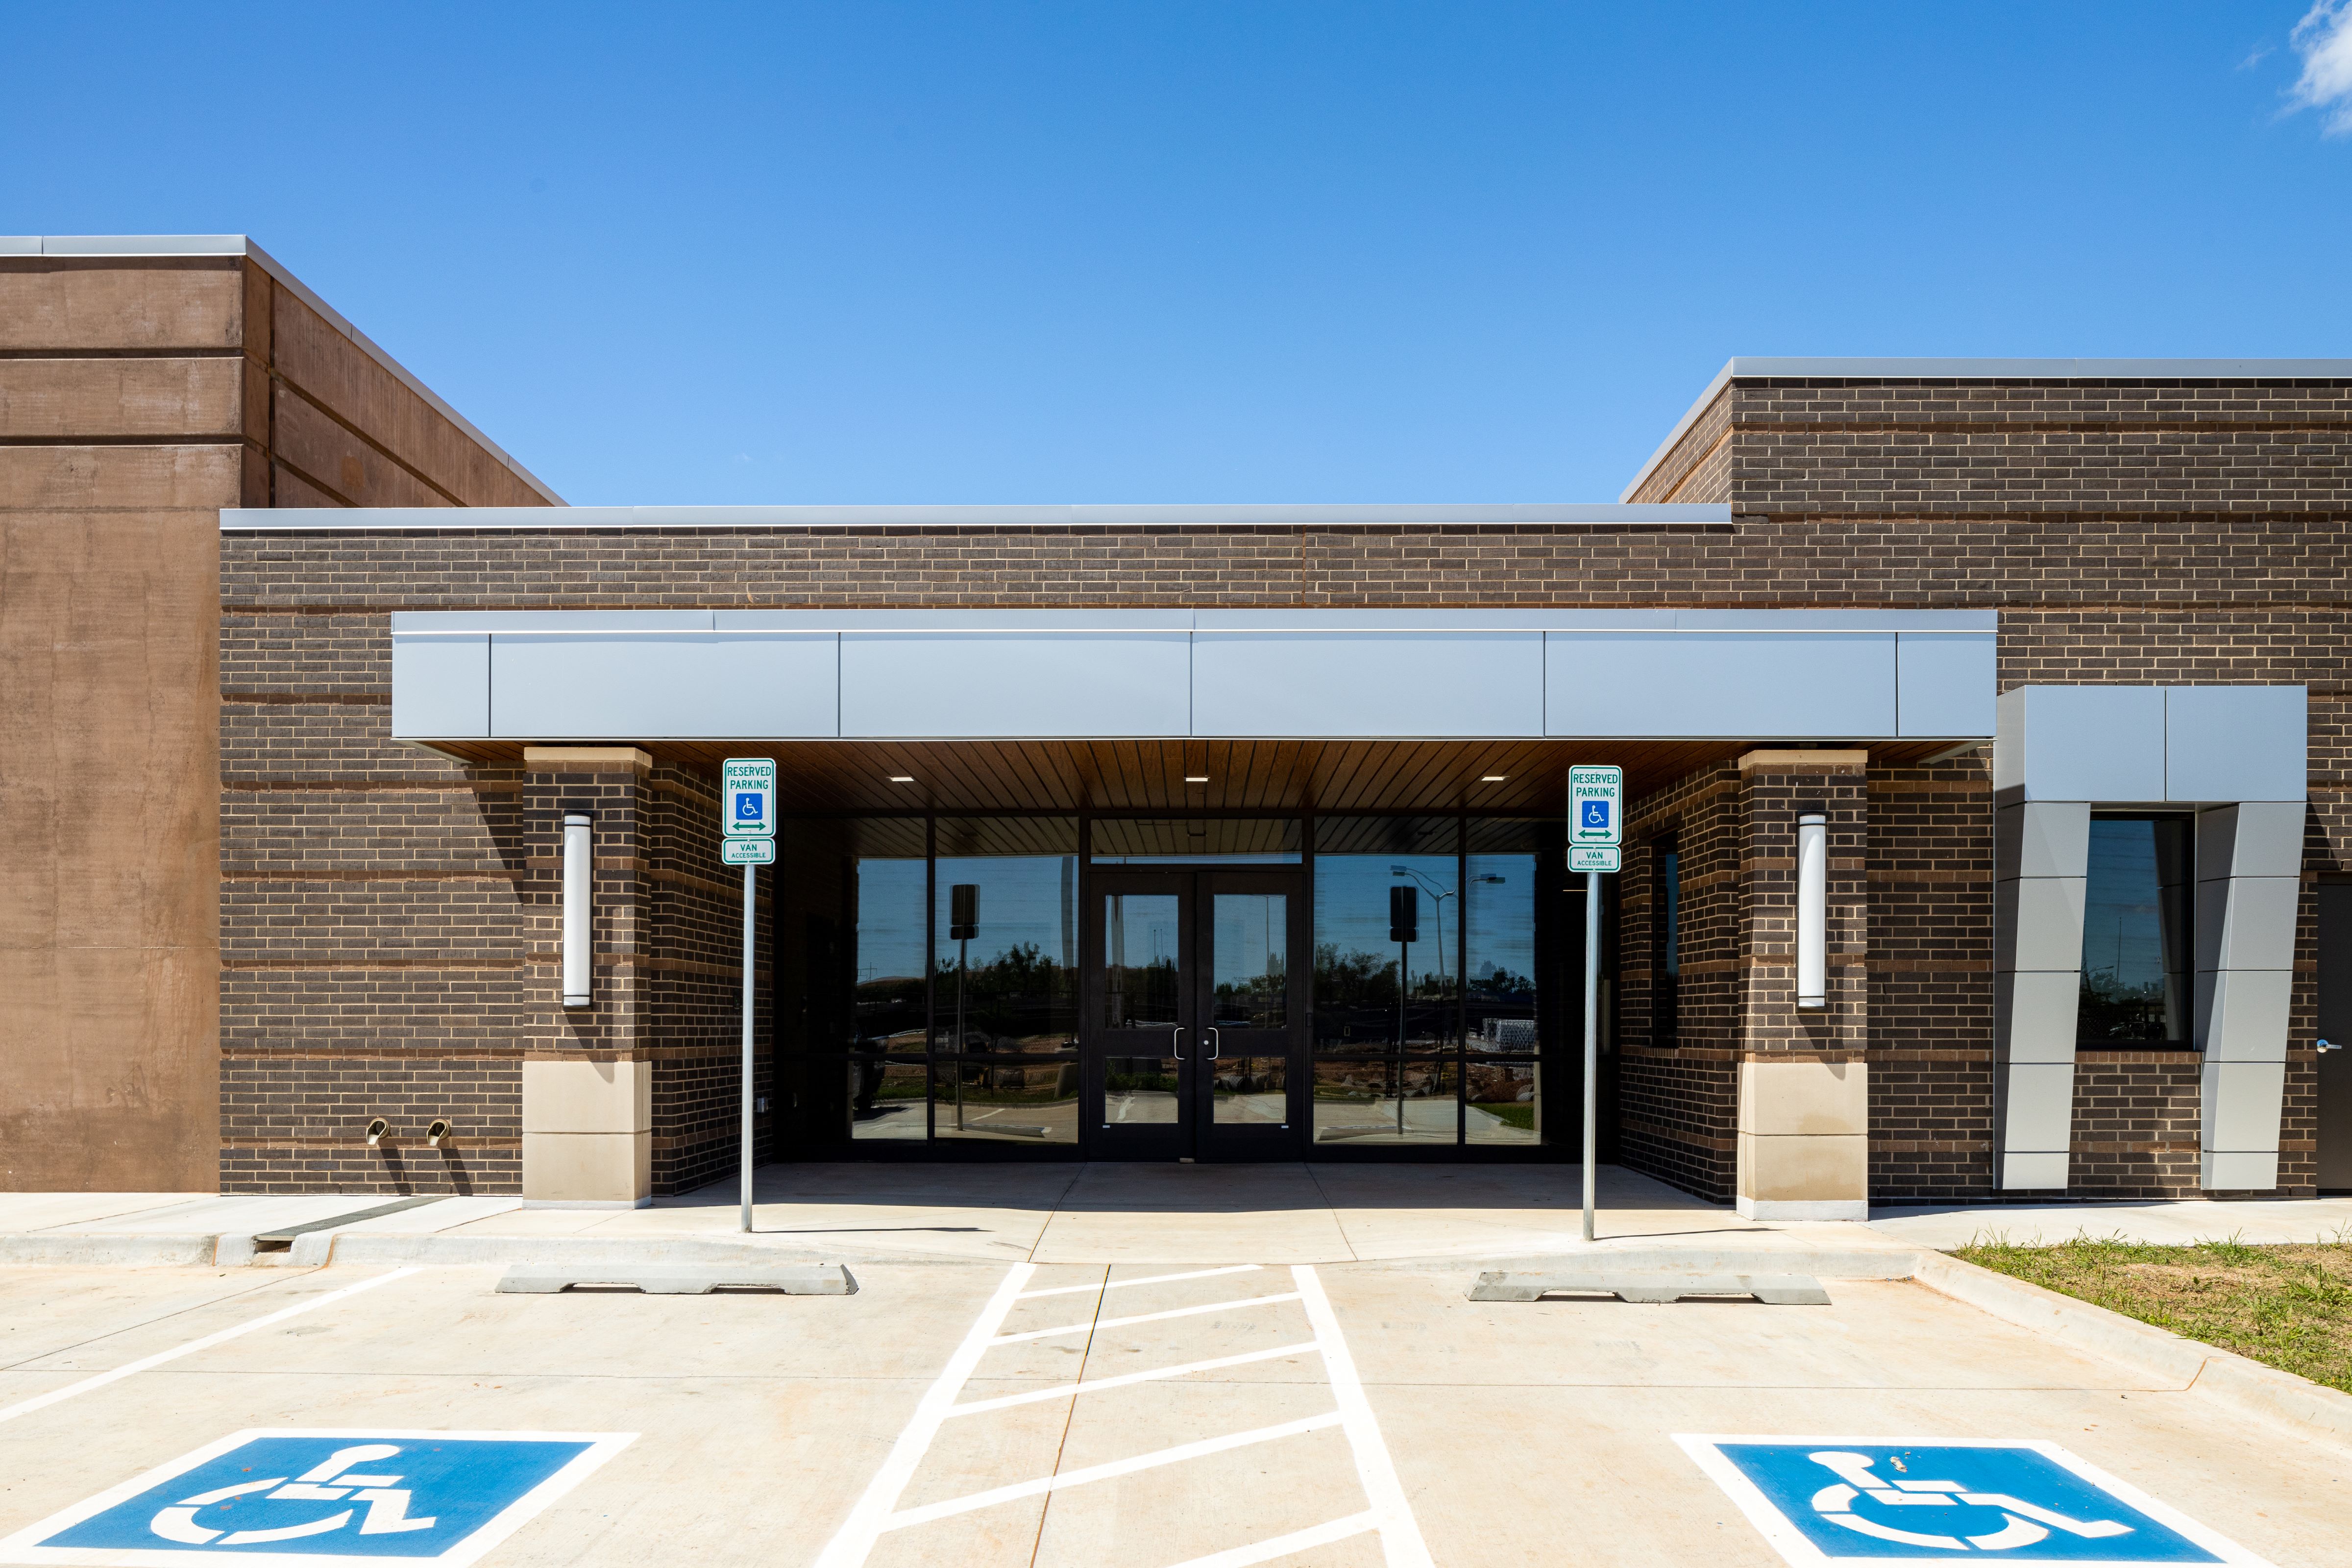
[1213,952,1287,1026]
[937,941,1077,1051]
[852,975,926,1051]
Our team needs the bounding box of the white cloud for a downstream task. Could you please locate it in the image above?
[2288,0,2352,134]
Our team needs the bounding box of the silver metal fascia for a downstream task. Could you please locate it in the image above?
[7,236,563,506]
[392,607,1999,637]
[222,501,1736,532]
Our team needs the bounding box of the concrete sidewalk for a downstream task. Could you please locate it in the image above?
[4,1166,2350,1271]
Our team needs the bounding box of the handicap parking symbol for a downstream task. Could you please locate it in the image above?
[1676,1436,2275,1566]
[0,1429,633,1565]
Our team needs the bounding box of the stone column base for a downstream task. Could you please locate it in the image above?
[1735,1056,1869,1222]
[523,1058,652,1207]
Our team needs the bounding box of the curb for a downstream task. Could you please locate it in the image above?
[320,1232,878,1270]
[1375,1246,1923,1279]
[0,1234,222,1268]
[1911,1250,2352,1447]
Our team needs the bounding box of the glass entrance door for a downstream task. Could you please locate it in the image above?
[1083,869,1304,1159]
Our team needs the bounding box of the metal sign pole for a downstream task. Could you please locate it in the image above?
[1568,761,1620,1248]
[741,859,756,1235]
[721,757,776,1236]
[1583,868,1599,1243]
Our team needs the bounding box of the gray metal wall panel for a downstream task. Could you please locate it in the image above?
[389,635,489,738]
[1544,633,1896,738]
[2009,686,2167,802]
[2165,686,2308,802]
[839,632,1189,737]
[1896,633,1997,737]
[1191,632,1542,738]
[490,634,840,738]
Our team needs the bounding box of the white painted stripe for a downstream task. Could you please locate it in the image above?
[1162,1511,1383,1568]
[947,1341,1320,1416]
[0,1268,418,1428]
[811,1262,1034,1568]
[1017,1263,1263,1299]
[994,1290,1303,1345]
[884,1412,1343,1530]
[1293,1265,1434,1568]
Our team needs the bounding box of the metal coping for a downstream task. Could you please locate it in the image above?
[1617,354,2352,505]
[4,234,563,507]
[223,501,1735,531]
[387,606,1999,633]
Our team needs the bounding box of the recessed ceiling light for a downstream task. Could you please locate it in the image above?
[1183,775,1209,784]
[888,775,914,784]
[1481,775,1506,783]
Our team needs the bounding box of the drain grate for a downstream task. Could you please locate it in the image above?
[252,1196,443,1252]
[496,1264,857,1296]
[1468,1271,1828,1305]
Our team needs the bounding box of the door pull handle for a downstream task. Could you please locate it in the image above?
[1206,1026,1222,1059]
[1171,1026,1186,1061]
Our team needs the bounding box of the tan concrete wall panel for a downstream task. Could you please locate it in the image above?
[270,387,450,509]
[0,358,243,439]
[0,504,220,1189]
[270,463,345,510]
[270,292,550,509]
[0,446,242,511]
[0,261,244,352]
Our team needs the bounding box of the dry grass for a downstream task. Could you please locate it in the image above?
[1952,1234,2352,1394]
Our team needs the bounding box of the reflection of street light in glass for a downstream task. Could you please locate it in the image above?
[1390,866,1456,989]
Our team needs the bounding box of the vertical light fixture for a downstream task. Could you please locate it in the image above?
[562,812,593,1008]
[1795,811,1827,1010]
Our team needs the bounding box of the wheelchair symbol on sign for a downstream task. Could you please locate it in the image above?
[151,1444,431,1547]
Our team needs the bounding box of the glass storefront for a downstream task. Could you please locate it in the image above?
[778,810,1592,1158]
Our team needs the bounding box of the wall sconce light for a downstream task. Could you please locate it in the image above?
[1796,812,1827,1009]
[563,813,593,1008]
[365,1117,389,1147]
[427,1119,452,1147]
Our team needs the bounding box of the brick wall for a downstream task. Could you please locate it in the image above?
[214,368,2351,1198]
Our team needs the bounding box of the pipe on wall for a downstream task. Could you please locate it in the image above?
[1795,812,1826,1009]
[563,813,593,1007]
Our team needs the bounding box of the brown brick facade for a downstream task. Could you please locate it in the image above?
[202,365,2350,1200]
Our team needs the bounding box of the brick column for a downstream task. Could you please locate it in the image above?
[520,746,652,1206]
[1734,749,1870,1220]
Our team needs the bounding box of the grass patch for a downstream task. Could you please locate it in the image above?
[1952,1234,2352,1394]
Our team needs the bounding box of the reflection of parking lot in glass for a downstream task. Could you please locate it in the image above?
[1312,1060,1459,1143]
[937,1056,1081,1143]
[847,1058,928,1141]
[1104,1056,1179,1123]
[1466,1059,1539,1145]
[1209,1058,1287,1125]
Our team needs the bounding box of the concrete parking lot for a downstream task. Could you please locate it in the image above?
[0,1251,2344,1567]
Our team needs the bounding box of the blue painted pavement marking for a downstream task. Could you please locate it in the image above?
[0,1428,633,1566]
[1677,1436,2277,1567]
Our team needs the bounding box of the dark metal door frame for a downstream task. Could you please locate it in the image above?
[1080,866,1306,1161]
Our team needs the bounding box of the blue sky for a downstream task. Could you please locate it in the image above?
[8,3,2350,504]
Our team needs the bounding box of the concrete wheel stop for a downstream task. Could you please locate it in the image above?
[496,1263,858,1296]
[1469,1270,1830,1304]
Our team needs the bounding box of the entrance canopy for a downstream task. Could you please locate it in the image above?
[391,607,1998,783]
